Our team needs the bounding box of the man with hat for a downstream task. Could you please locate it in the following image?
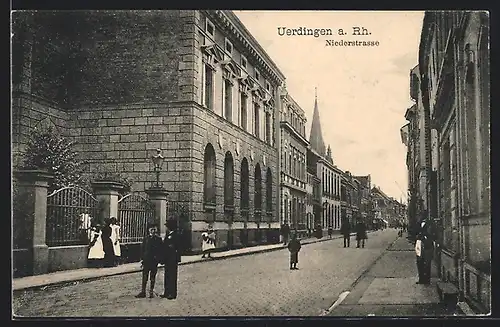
[161,219,181,299]
[136,222,163,298]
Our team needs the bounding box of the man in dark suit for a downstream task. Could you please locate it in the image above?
[161,219,181,299]
[340,219,351,247]
[415,220,434,284]
[136,222,163,298]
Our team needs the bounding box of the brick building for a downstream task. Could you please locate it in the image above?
[279,91,309,237]
[418,11,490,313]
[12,10,286,252]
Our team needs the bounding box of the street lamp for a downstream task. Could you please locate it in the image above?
[151,148,165,188]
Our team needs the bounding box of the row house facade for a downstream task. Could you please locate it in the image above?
[320,148,343,231]
[340,172,355,228]
[417,11,490,313]
[12,10,286,253]
[353,175,372,227]
[401,63,434,239]
[279,91,309,237]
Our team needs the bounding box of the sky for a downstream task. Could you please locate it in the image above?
[234,10,425,203]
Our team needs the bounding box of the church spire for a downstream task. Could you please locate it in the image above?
[309,88,326,156]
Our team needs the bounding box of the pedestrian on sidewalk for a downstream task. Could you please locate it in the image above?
[415,220,434,285]
[87,223,104,267]
[201,226,216,259]
[355,220,367,248]
[136,223,163,298]
[101,218,116,267]
[161,219,181,299]
[287,233,302,270]
[280,223,290,245]
[327,226,333,239]
[340,219,351,248]
[110,217,121,266]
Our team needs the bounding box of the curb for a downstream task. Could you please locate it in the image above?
[13,232,361,293]
[320,234,400,316]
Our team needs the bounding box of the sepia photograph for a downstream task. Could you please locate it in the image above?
[11,9,491,318]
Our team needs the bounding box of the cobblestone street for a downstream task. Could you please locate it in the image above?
[13,230,397,317]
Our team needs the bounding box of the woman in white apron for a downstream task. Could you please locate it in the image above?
[88,224,105,267]
[110,217,121,266]
[201,227,216,259]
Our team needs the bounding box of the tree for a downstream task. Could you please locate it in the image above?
[21,125,83,192]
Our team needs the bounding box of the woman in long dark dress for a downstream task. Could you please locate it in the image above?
[101,218,116,267]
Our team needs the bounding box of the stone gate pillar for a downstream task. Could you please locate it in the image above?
[14,170,53,275]
[146,187,169,238]
[91,180,124,222]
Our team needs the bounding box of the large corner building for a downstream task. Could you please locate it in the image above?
[12,10,286,252]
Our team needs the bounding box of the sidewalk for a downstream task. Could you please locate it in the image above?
[12,231,359,292]
[329,234,458,317]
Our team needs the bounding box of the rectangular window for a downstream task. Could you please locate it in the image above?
[206,19,215,38]
[204,64,214,110]
[224,79,232,121]
[225,38,233,54]
[241,56,247,71]
[240,93,247,131]
[266,112,271,144]
[254,103,260,138]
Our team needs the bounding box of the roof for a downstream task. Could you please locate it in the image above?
[353,175,370,188]
[308,90,326,156]
[371,186,392,201]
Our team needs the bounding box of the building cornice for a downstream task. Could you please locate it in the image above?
[206,10,286,86]
[280,121,309,146]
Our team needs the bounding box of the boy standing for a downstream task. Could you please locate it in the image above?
[287,233,302,270]
[136,223,163,298]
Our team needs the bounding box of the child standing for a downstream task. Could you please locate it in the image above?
[88,224,104,267]
[201,226,216,259]
[287,233,302,270]
[136,223,163,298]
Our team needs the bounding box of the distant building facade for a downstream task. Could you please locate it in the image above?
[279,91,309,237]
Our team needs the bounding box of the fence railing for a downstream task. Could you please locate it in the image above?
[46,186,99,247]
[118,192,155,244]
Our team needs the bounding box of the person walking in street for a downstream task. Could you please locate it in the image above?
[287,233,302,270]
[201,226,216,259]
[355,220,367,248]
[100,218,115,267]
[327,226,333,239]
[136,223,163,298]
[340,219,351,248]
[415,220,434,285]
[110,217,121,266]
[87,223,104,267]
[280,223,290,245]
[161,220,181,299]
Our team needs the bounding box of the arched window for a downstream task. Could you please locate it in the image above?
[204,143,216,207]
[254,163,262,213]
[240,158,249,213]
[266,168,273,213]
[224,152,234,207]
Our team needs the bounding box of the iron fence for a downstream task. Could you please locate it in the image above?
[46,186,99,247]
[118,193,155,244]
